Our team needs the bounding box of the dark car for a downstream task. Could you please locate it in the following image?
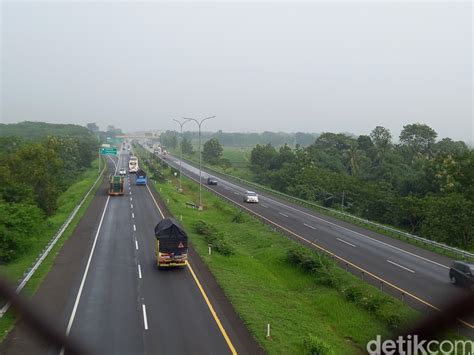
[207,176,218,185]
[449,261,474,289]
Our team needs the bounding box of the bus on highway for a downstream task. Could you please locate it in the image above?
[129,156,139,173]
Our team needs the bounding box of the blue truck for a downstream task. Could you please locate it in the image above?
[136,169,147,186]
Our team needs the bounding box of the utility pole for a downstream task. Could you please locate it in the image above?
[173,118,189,192]
[183,116,215,209]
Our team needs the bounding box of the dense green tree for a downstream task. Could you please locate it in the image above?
[370,126,392,153]
[434,138,469,156]
[396,196,425,233]
[181,137,194,155]
[399,123,438,161]
[344,144,361,176]
[0,122,99,263]
[202,138,223,165]
[270,144,295,170]
[160,131,178,149]
[250,143,278,171]
[0,201,45,263]
[421,194,473,248]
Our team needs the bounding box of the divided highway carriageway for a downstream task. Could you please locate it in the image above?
[59,150,243,354]
[144,144,474,333]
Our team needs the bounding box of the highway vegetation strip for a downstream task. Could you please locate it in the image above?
[134,158,413,354]
[0,158,105,340]
[171,148,473,262]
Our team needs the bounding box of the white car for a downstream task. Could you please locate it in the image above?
[119,168,126,176]
[243,191,259,203]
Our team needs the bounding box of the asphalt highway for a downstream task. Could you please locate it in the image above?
[147,146,474,330]
[63,150,235,354]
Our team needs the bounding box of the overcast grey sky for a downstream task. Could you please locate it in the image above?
[1,1,472,142]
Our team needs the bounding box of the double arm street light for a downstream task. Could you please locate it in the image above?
[173,118,189,192]
[183,116,215,210]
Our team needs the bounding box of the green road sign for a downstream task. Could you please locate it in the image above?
[100,147,117,155]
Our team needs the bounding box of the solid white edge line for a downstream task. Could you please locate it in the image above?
[142,304,149,330]
[138,264,142,279]
[337,237,356,248]
[387,259,415,273]
[63,196,111,340]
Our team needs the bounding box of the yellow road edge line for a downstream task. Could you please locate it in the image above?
[187,261,238,355]
[178,170,474,330]
[145,183,238,353]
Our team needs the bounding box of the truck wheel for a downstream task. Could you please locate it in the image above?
[450,275,458,285]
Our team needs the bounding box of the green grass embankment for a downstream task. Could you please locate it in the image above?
[0,159,105,339]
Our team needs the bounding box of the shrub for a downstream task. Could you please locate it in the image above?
[231,211,246,223]
[211,232,234,256]
[377,303,404,330]
[286,247,333,273]
[343,285,364,303]
[364,294,386,313]
[194,220,216,236]
[302,334,334,355]
[193,221,233,256]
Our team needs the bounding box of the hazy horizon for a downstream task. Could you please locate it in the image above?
[1,1,472,143]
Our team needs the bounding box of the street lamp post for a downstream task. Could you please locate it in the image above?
[173,118,189,192]
[183,116,215,209]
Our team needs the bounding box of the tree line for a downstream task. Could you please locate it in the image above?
[160,130,319,148]
[0,122,98,263]
[248,123,473,249]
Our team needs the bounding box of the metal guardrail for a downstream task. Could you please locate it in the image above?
[0,159,107,317]
[168,152,474,260]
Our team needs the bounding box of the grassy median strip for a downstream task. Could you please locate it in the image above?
[137,155,421,353]
[0,159,104,340]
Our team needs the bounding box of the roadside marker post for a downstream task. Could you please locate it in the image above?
[266,323,271,338]
[208,245,212,255]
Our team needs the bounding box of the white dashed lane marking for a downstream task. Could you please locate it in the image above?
[337,238,356,248]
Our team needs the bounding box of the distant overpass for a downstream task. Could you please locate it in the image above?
[116,133,161,139]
